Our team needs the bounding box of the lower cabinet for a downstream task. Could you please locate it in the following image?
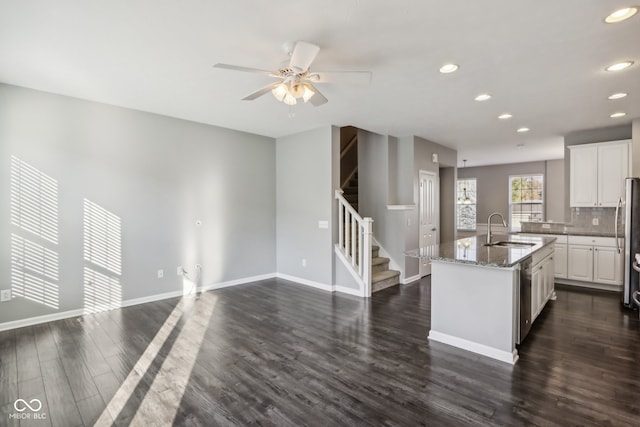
[531,249,555,322]
[566,236,623,286]
[554,243,567,279]
[523,233,623,287]
[567,244,594,281]
[593,246,623,285]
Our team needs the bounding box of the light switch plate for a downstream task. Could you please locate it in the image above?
[592,218,599,226]
[0,289,11,302]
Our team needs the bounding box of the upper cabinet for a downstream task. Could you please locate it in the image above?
[569,140,631,207]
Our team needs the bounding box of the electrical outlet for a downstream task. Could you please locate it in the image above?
[542,223,551,229]
[302,258,307,268]
[157,269,164,279]
[592,218,599,226]
[1,289,11,302]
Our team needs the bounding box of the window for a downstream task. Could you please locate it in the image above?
[510,175,544,230]
[456,178,477,230]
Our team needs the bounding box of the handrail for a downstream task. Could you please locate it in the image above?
[335,189,373,297]
[340,134,358,159]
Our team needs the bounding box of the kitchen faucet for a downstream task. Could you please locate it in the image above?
[487,212,508,244]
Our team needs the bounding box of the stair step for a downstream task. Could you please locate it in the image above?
[372,269,400,293]
[371,256,390,273]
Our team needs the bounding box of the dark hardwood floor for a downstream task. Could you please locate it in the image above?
[1,277,640,426]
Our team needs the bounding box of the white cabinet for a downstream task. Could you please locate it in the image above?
[566,236,623,286]
[569,140,630,207]
[593,246,623,285]
[567,244,594,281]
[531,244,555,321]
[520,233,567,279]
[569,146,598,207]
[554,243,567,279]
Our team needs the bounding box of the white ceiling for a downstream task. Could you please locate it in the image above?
[1,1,638,166]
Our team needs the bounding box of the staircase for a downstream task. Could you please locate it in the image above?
[335,190,400,297]
[371,245,400,293]
[341,172,359,212]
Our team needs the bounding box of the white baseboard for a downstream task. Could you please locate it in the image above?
[0,272,277,332]
[200,273,276,292]
[402,275,421,285]
[334,285,365,297]
[0,309,86,332]
[275,273,333,292]
[428,330,519,365]
[554,279,621,292]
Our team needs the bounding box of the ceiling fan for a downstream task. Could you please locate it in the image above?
[213,41,371,107]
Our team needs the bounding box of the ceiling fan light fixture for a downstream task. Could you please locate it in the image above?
[289,84,305,98]
[302,84,315,103]
[605,7,638,23]
[283,92,297,106]
[271,83,288,102]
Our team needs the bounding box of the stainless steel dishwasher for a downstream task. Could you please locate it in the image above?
[518,257,532,344]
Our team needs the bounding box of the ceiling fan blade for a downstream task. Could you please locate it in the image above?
[289,41,320,72]
[306,83,328,106]
[309,71,372,85]
[213,63,275,76]
[242,82,282,101]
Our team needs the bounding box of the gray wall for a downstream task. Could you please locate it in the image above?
[439,167,456,243]
[546,159,565,222]
[276,126,335,286]
[0,83,276,324]
[457,160,555,225]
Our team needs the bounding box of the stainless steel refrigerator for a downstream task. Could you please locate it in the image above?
[623,178,640,308]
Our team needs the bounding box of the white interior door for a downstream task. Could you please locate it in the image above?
[419,170,439,276]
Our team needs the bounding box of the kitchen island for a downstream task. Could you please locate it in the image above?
[406,234,557,364]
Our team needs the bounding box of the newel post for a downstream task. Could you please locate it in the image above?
[362,217,374,297]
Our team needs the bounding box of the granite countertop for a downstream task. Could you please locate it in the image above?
[405,234,556,268]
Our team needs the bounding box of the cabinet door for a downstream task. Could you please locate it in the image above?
[567,245,594,282]
[531,267,543,321]
[545,256,555,301]
[598,143,629,207]
[593,246,623,285]
[570,146,598,207]
[554,244,567,279]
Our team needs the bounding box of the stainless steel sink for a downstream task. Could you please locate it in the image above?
[483,241,536,248]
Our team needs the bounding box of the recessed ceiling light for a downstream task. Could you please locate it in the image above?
[439,63,459,74]
[498,113,513,119]
[474,94,491,101]
[605,7,638,23]
[608,92,628,100]
[517,127,530,133]
[606,61,634,71]
[610,112,627,118]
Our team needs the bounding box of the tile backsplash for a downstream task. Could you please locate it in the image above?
[521,207,621,236]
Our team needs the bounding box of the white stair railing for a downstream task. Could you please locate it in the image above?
[335,189,373,297]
